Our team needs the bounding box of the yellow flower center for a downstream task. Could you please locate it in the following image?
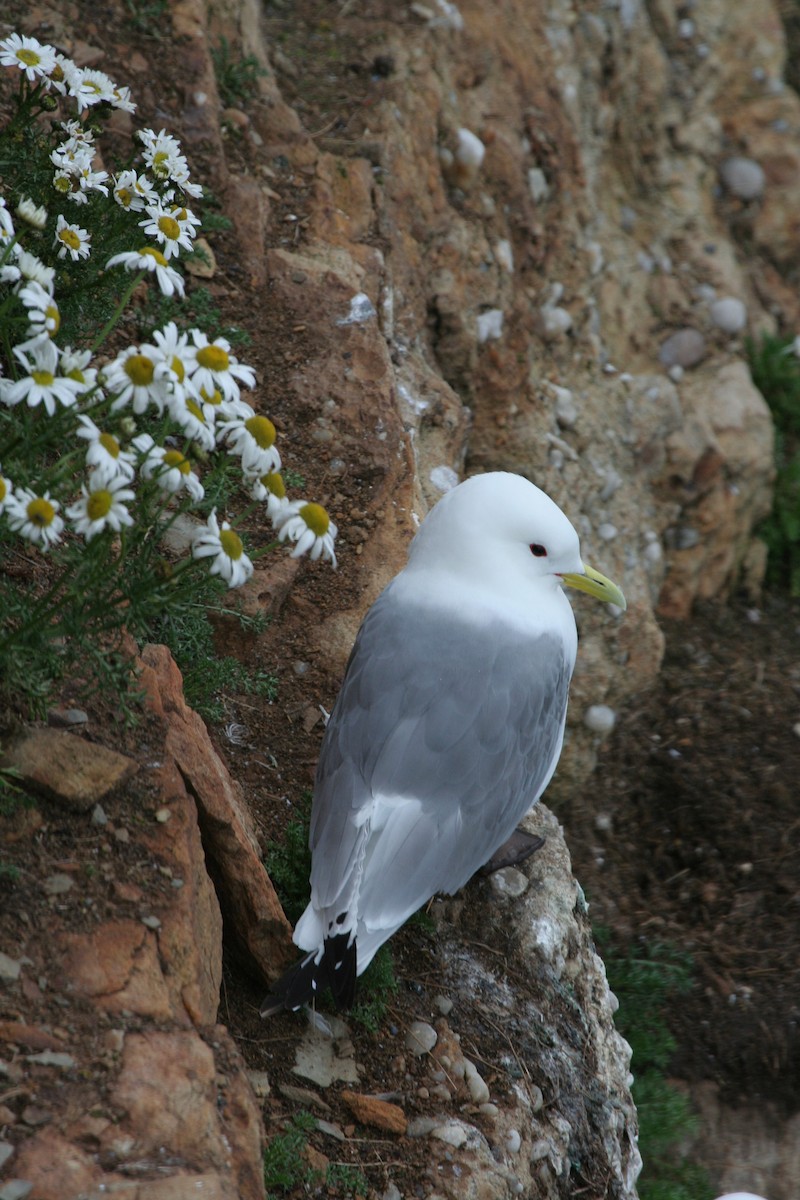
[200,386,222,406]
[27,497,55,527]
[219,528,244,561]
[141,246,168,267]
[53,175,72,195]
[67,367,85,383]
[125,354,155,387]
[163,449,191,475]
[262,471,285,498]
[0,477,6,502]
[157,215,180,241]
[17,48,42,67]
[244,415,276,449]
[59,228,81,251]
[83,78,103,96]
[300,503,330,537]
[32,369,55,387]
[116,187,133,208]
[152,151,170,178]
[186,398,204,421]
[86,490,112,520]
[50,63,65,84]
[170,354,185,383]
[46,303,60,333]
[196,344,229,373]
[98,431,120,458]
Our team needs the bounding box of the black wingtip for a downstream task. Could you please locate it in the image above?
[260,935,358,1017]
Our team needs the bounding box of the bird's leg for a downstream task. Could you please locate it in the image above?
[479,829,545,875]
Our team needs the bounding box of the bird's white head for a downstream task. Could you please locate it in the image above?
[407,472,626,611]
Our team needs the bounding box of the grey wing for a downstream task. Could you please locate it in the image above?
[308,586,571,927]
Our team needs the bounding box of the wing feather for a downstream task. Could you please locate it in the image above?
[307,586,571,936]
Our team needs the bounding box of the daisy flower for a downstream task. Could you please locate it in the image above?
[169,395,216,451]
[186,331,256,405]
[249,470,289,522]
[138,199,196,259]
[54,213,91,261]
[65,64,116,108]
[133,433,204,502]
[5,487,64,550]
[16,197,48,230]
[217,412,281,475]
[275,501,338,567]
[111,83,136,114]
[77,415,135,483]
[192,509,254,588]
[66,474,136,541]
[18,280,60,338]
[0,468,12,515]
[138,128,187,182]
[15,251,55,291]
[112,169,157,212]
[102,343,166,415]
[105,247,185,298]
[0,197,15,245]
[0,339,81,415]
[0,34,57,83]
[150,321,198,405]
[61,346,100,397]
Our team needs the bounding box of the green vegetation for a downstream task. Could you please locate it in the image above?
[263,1111,369,1198]
[212,37,269,108]
[154,584,276,722]
[747,332,800,594]
[597,931,714,1200]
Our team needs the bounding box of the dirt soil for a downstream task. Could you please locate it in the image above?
[1,0,799,1191]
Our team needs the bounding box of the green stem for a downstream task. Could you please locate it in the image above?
[90,269,146,351]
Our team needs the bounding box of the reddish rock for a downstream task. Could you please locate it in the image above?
[340,1089,407,1134]
[0,728,137,812]
[138,644,294,984]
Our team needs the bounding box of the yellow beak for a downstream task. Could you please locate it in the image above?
[560,563,627,611]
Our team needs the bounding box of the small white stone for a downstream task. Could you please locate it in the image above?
[659,328,706,369]
[0,953,21,982]
[668,364,684,383]
[479,1102,500,1118]
[584,705,617,735]
[594,812,613,832]
[433,994,454,1015]
[431,1121,468,1147]
[429,464,460,493]
[597,523,618,541]
[528,167,549,203]
[505,1128,522,1154]
[477,308,504,343]
[539,306,572,338]
[455,128,485,169]
[709,296,747,333]
[494,239,514,273]
[720,156,765,201]
[91,804,108,826]
[554,391,578,429]
[677,18,695,37]
[141,915,162,930]
[464,1059,490,1103]
[155,807,172,823]
[406,1021,437,1056]
[489,867,529,899]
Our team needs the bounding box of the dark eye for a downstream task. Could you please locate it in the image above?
[530,543,548,558]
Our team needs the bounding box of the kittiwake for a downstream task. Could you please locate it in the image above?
[261,471,626,1015]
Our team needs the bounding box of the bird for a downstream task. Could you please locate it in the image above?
[261,471,626,1015]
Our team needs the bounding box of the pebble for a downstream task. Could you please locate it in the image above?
[407,1116,439,1137]
[597,523,618,541]
[0,1181,33,1200]
[141,916,161,930]
[26,1051,75,1070]
[43,874,74,897]
[477,309,504,343]
[154,808,172,823]
[91,804,108,826]
[530,1137,552,1162]
[720,156,765,201]
[382,1186,402,1200]
[554,391,578,429]
[113,827,130,844]
[489,867,529,899]
[0,1144,13,1170]
[709,296,747,333]
[47,707,88,728]
[464,1059,490,1103]
[539,305,572,338]
[505,1128,522,1154]
[433,994,453,1016]
[658,328,706,369]
[479,1102,499,1119]
[584,705,617,735]
[405,1022,437,1056]
[431,1121,468,1147]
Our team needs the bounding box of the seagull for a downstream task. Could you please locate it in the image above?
[261,472,626,1015]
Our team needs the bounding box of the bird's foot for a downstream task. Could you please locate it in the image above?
[479,829,545,876]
